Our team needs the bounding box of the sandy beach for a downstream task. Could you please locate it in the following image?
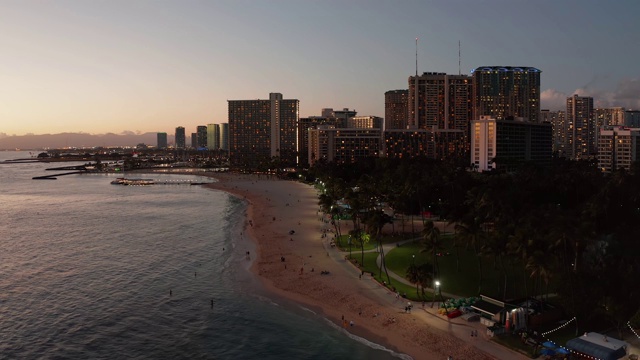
[203,172,527,360]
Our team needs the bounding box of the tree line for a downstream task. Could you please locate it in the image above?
[308,156,640,336]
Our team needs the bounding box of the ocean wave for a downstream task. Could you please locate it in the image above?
[322,317,414,360]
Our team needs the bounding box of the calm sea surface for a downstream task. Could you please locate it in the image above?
[0,151,406,360]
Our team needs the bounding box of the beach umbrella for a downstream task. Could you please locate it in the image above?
[540,348,556,356]
[542,341,557,348]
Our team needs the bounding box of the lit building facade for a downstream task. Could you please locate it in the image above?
[308,126,381,166]
[597,126,640,172]
[228,93,299,167]
[471,117,552,172]
[207,123,220,150]
[566,94,595,160]
[347,116,383,129]
[595,107,626,127]
[384,129,466,161]
[157,132,167,149]
[385,90,409,130]
[408,72,472,132]
[175,126,186,149]
[540,109,567,157]
[471,66,541,123]
[298,116,343,168]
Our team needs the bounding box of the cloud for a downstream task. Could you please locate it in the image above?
[541,89,568,111]
[542,78,640,111]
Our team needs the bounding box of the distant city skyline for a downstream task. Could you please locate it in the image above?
[1,0,639,136]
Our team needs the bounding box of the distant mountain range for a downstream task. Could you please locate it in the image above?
[0,132,174,150]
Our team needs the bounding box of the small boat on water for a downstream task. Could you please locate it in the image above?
[110,177,154,186]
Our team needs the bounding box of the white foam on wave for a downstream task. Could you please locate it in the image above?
[321,316,414,360]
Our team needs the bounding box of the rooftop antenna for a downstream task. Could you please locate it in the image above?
[458,40,461,75]
[415,37,418,76]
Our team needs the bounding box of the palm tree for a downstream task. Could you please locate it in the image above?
[365,209,392,285]
[421,220,441,284]
[416,263,435,300]
[455,215,486,295]
[406,263,420,298]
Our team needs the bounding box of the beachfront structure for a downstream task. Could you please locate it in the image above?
[597,126,640,173]
[566,94,595,160]
[298,116,343,168]
[384,129,466,161]
[408,72,473,132]
[175,126,186,149]
[228,93,299,168]
[207,123,220,150]
[156,132,167,149]
[196,126,207,149]
[471,66,541,123]
[220,123,229,151]
[540,110,567,157]
[471,116,552,172]
[385,90,409,130]
[308,125,381,166]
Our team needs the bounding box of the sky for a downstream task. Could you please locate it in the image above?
[1,0,639,136]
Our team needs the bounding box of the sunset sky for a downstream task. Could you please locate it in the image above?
[1,0,639,136]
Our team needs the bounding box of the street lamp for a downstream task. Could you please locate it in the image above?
[412,254,415,266]
[432,280,440,308]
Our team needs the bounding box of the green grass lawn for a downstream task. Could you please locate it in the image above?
[347,252,434,302]
[383,238,538,299]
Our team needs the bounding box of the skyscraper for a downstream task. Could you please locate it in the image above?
[220,123,229,151]
[228,93,299,167]
[471,66,541,122]
[540,110,567,157]
[385,90,409,130]
[196,125,207,149]
[566,94,595,160]
[298,115,343,168]
[471,116,552,172]
[175,126,186,149]
[157,132,167,149]
[191,133,197,149]
[408,72,472,131]
[597,126,640,172]
[207,123,220,150]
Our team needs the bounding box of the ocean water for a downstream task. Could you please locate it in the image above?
[0,152,406,360]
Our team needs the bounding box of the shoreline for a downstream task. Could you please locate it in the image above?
[201,172,502,360]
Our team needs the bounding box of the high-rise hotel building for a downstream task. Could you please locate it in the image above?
[207,123,220,150]
[385,90,408,130]
[228,93,299,167]
[408,72,472,132]
[566,94,595,160]
[597,126,640,172]
[220,123,229,151]
[471,116,552,172]
[175,126,186,149]
[471,66,541,123]
[540,110,567,157]
[157,132,168,149]
[196,125,207,149]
